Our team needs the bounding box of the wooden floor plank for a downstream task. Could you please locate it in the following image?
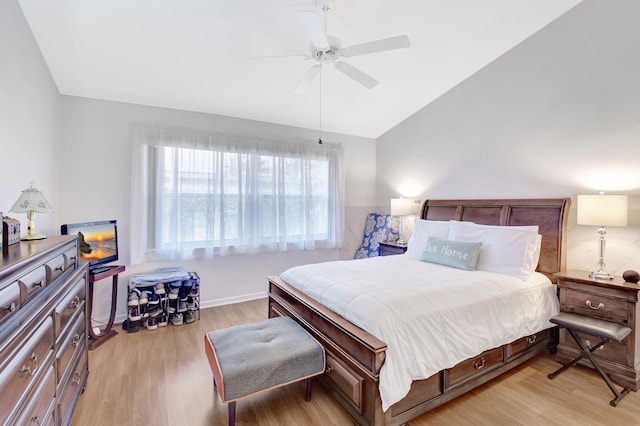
[71,298,640,425]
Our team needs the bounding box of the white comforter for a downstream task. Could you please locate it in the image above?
[280,254,559,411]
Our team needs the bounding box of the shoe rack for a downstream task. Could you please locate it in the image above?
[124,269,200,332]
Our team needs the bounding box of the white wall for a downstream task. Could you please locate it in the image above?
[0,0,59,230]
[57,96,377,323]
[376,0,640,276]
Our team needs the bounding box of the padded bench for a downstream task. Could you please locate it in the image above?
[548,312,631,406]
[204,316,326,426]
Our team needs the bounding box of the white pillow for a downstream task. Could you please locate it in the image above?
[448,221,540,281]
[405,219,451,257]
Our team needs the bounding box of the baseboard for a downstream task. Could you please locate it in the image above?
[96,291,268,326]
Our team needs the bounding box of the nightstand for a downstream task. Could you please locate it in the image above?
[555,270,640,390]
[379,241,407,256]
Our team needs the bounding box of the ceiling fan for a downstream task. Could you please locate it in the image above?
[292,0,411,94]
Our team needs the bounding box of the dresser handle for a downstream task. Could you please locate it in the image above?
[33,280,45,288]
[473,356,486,370]
[72,371,82,385]
[5,302,17,313]
[55,265,64,272]
[30,414,42,425]
[72,333,81,347]
[325,365,333,374]
[586,300,605,310]
[526,335,537,344]
[70,295,80,309]
[19,352,38,377]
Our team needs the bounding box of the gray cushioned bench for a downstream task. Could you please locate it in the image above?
[204,316,325,426]
[548,312,631,406]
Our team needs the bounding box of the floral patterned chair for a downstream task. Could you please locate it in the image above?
[354,213,400,259]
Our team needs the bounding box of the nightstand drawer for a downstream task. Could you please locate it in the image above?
[561,329,628,365]
[563,288,628,324]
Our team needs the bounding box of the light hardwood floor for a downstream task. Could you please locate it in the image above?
[72,298,640,425]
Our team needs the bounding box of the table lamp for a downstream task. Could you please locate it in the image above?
[577,193,628,280]
[9,181,54,240]
[390,198,414,245]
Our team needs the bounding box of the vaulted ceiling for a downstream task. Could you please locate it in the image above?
[18,0,582,138]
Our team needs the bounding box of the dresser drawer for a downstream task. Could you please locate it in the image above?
[45,254,66,284]
[63,246,78,270]
[14,365,56,426]
[56,312,86,386]
[58,355,88,426]
[0,316,54,420]
[18,265,47,302]
[563,288,628,324]
[324,352,363,408]
[506,329,552,360]
[446,346,504,387]
[0,282,21,325]
[54,273,86,337]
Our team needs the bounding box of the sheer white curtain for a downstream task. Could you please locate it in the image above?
[130,125,344,264]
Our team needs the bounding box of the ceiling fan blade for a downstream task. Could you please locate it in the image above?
[334,62,378,89]
[341,35,410,58]
[293,64,322,94]
[299,10,330,50]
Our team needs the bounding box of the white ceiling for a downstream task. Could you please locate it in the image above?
[18,0,582,139]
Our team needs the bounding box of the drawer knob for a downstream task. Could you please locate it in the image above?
[5,302,17,313]
[325,365,334,374]
[30,414,42,425]
[526,335,537,344]
[19,352,39,377]
[586,300,605,310]
[72,333,81,347]
[473,356,486,370]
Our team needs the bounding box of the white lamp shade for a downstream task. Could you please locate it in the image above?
[577,194,628,227]
[390,198,414,216]
[10,184,54,213]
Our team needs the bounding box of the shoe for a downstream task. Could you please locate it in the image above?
[144,317,157,330]
[154,282,166,295]
[148,293,160,306]
[128,290,139,307]
[186,297,195,310]
[179,289,188,302]
[177,301,187,313]
[128,306,142,321]
[125,320,140,333]
[189,286,199,297]
[168,281,181,300]
[138,290,149,305]
[171,313,183,326]
[148,305,163,318]
[157,314,168,327]
[167,300,177,313]
[184,310,195,324]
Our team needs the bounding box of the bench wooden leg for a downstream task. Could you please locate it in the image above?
[305,377,313,402]
[228,401,236,426]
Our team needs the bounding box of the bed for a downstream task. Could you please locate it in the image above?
[268,198,570,425]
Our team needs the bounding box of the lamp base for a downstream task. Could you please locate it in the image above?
[21,232,47,241]
[590,271,614,280]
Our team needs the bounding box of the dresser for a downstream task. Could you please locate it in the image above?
[555,270,640,390]
[0,236,88,425]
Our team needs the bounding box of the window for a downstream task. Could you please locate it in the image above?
[130,125,344,264]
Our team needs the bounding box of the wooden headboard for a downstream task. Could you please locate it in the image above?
[420,198,571,281]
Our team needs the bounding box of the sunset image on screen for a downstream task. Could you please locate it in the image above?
[71,223,117,263]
